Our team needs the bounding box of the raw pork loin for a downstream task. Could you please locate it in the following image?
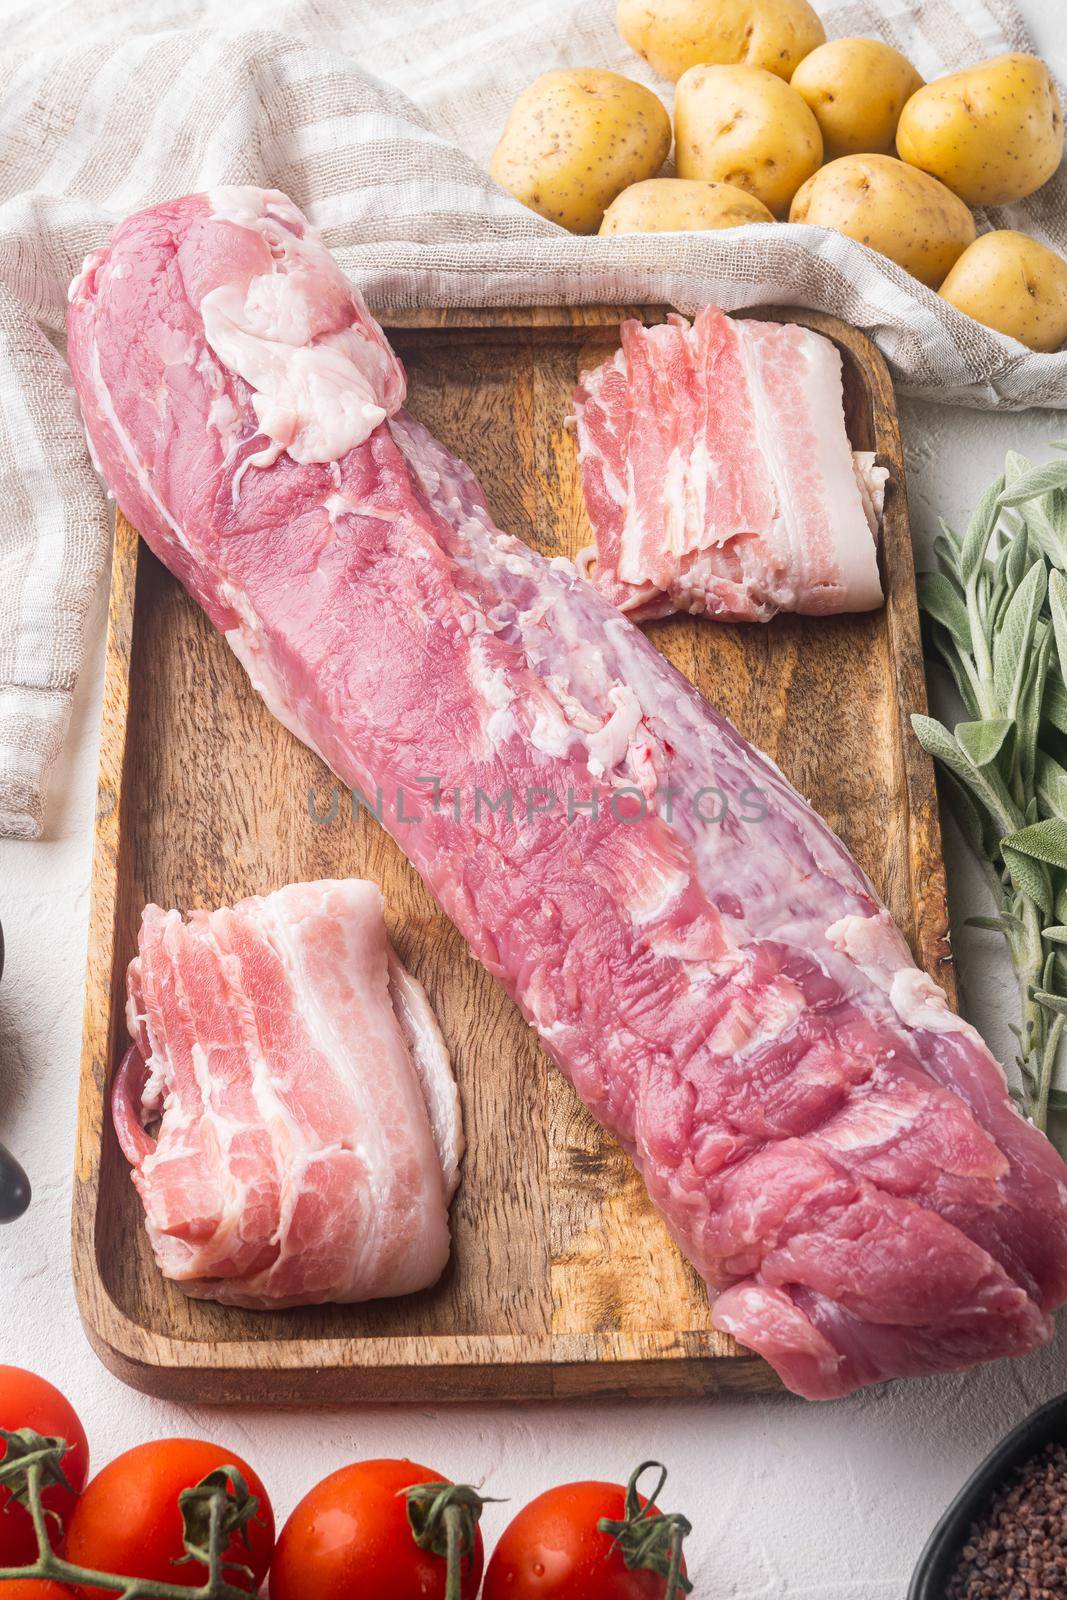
[113,880,462,1308]
[572,308,886,622]
[70,188,1067,1396]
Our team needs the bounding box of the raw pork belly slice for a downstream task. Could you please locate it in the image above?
[70,187,1067,1397]
[112,880,462,1308]
[572,308,886,623]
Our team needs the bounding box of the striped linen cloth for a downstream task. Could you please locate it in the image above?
[0,0,1063,838]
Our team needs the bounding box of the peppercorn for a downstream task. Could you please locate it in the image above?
[946,1440,1067,1599]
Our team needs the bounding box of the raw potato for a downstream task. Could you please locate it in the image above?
[617,0,825,82]
[939,230,1067,351]
[489,69,671,234]
[674,64,823,217]
[790,154,976,287]
[896,52,1064,206]
[791,38,923,160]
[600,177,775,232]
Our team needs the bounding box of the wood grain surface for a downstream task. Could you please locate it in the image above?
[73,305,952,1403]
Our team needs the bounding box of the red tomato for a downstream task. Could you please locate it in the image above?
[0,1584,76,1598]
[63,1439,274,1600]
[0,1368,89,1564]
[269,1458,484,1600]
[482,1479,690,1599]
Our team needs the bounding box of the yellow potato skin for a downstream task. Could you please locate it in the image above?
[617,0,825,82]
[489,69,671,233]
[896,52,1064,206]
[674,63,823,216]
[939,230,1067,351]
[791,38,923,160]
[599,177,775,232]
[789,153,977,287]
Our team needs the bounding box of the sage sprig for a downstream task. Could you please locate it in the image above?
[913,448,1067,1134]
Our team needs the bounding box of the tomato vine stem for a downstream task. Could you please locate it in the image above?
[404,1478,493,1600]
[444,1502,462,1600]
[597,1460,693,1598]
[0,1430,258,1599]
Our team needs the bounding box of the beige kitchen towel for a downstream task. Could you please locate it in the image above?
[0,0,1062,837]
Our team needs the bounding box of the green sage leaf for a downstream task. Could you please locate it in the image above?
[929,628,981,718]
[1003,452,1067,567]
[960,474,1005,586]
[933,530,961,578]
[918,572,972,649]
[942,771,992,856]
[913,715,1019,833]
[994,558,1047,715]
[911,713,965,770]
[1037,751,1067,820]
[1005,525,1035,593]
[956,717,1013,769]
[1032,989,1067,1018]
[999,460,1067,507]
[1003,843,1054,916]
[1049,570,1067,684]
[1020,493,1067,570]
[1001,816,1067,871]
[1043,488,1067,570]
[992,537,1013,596]
[1018,623,1051,795]
[1043,673,1067,735]
[967,914,1026,936]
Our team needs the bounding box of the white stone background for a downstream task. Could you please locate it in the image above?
[3,4,1067,1596]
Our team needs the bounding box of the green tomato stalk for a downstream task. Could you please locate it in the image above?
[597,1460,693,1598]
[0,1427,260,1598]
[404,1479,492,1600]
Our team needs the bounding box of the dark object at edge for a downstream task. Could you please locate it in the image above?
[0,1141,30,1221]
[908,1391,1067,1599]
[0,918,30,1222]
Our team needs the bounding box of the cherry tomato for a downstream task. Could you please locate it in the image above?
[482,1478,689,1599]
[0,1583,77,1598]
[63,1439,274,1600]
[269,1458,484,1600]
[0,1368,89,1564]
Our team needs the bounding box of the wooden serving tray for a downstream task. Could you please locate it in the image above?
[74,306,953,1403]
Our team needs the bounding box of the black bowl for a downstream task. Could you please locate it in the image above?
[908,1391,1067,1598]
